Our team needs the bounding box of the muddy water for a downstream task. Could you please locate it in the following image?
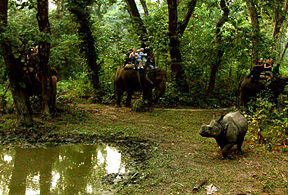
[0,144,131,194]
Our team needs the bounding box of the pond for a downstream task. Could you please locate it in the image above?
[0,144,133,194]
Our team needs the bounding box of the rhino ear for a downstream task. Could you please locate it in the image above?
[217,115,224,122]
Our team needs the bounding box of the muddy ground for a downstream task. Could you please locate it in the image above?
[1,103,287,194]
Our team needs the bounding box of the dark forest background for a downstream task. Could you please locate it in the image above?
[1,0,287,121]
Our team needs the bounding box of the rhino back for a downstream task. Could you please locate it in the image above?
[223,111,248,134]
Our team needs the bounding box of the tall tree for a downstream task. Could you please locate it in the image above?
[94,0,116,20]
[167,0,197,92]
[67,0,100,90]
[140,0,149,16]
[280,41,288,62]
[208,0,229,92]
[272,0,288,39]
[245,0,260,64]
[271,0,288,62]
[0,0,33,126]
[37,0,55,114]
[124,0,149,49]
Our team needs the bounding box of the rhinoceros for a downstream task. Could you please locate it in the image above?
[200,111,248,158]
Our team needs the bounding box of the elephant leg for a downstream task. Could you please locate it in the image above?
[143,88,153,106]
[125,91,133,107]
[116,89,123,107]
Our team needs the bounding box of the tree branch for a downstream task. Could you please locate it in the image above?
[245,0,260,64]
[272,0,288,39]
[216,0,229,39]
[207,0,229,92]
[139,0,149,16]
[177,0,197,37]
[124,0,148,48]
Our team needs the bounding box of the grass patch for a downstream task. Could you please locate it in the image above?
[0,103,287,194]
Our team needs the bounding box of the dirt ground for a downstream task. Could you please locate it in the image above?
[1,103,288,194]
[76,104,288,194]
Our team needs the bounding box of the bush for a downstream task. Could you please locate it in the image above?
[0,82,14,113]
[246,94,288,150]
[131,99,152,112]
[158,79,236,108]
[57,72,94,102]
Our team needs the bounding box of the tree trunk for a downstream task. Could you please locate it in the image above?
[177,0,197,36]
[124,0,149,49]
[280,41,288,62]
[245,0,260,65]
[208,0,229,92]
[139,0,149,16]
[0,0,33,126]
[271,0,288,61]
[124,0,155,66]
[67,1,100,90]
[167,0,192,93]
[272,0,288,39]
[37,0,55,114]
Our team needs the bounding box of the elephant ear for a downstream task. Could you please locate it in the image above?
[155,69,164,80]
[148,69,165,83]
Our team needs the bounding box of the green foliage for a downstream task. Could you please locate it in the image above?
[131,99,152,112]
[6,6,39,56]
[0,82,14,114]
[0,61,7,83]
[50,11,84,79]
[57,72,94,102]
[159,78,236,108]
[246,95,288,149]
[1,0,288,110]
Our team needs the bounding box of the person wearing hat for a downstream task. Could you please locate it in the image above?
[135,48,147,68]
[263,58,273,78]
[247,58,264,80]
[129,49,137,68]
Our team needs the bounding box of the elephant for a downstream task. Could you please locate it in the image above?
[24,69,59,97]
[23,67,59,113]
[114,66,167,107]
[238,76,288,107]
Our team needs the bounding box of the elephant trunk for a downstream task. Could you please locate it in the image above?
[154,82,166,104]
[145,73,154,85]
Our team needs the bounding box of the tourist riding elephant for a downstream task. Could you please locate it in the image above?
[238,76,288,107]
[23,67,59,113]
[114,67,167,107]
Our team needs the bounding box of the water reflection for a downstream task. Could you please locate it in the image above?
[0,144,129,194]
